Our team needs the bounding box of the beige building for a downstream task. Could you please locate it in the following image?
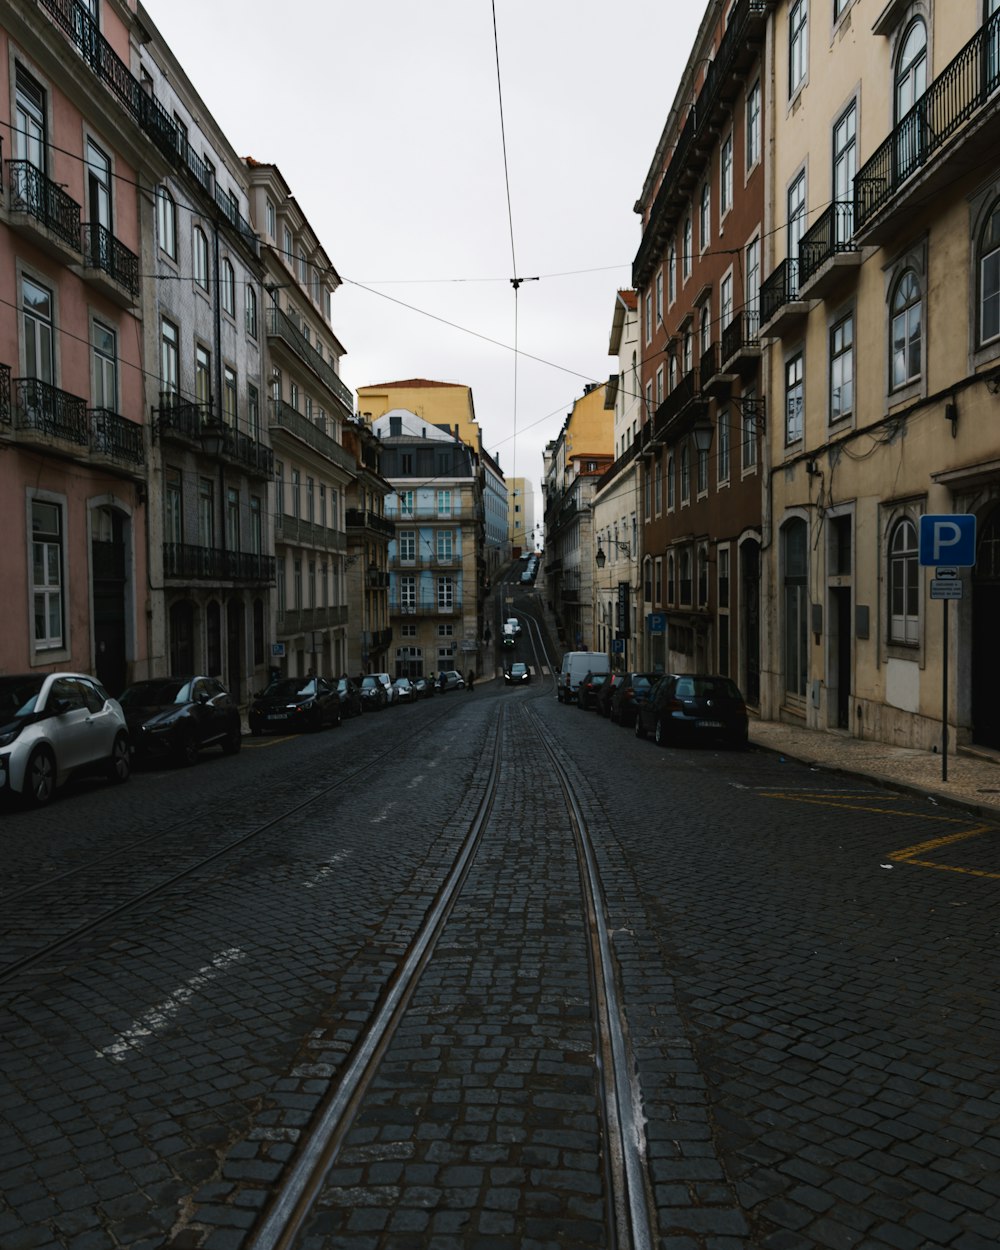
[507,477,537,554]
[759,1,1000,751]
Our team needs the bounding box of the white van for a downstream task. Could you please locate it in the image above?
[558,651,610,703]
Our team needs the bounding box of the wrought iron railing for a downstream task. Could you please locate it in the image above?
[82,222,140,295]
[275,514,343,549]
[345,507,395,538]
[593,438,642,492]
[163,543,275,583]
[223,426,273,477]
[89,408,144,465]
[760,258,800,324]
[0,363,10,426]
[277,605,349,632]
[157,397,205,440]
[14,377,88,443]
[6,160,82,252]
[720,310,760,364]
[652,369,700,438]
[266,307,354,412]
[798,203,856,285]
[389,601,463,618]
[700,341,718,385]
[269,400,356,472]
[855,10,1000,230]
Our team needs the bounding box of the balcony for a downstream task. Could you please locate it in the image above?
[0,364,9,427]
[390,602,463,618]
[79,222,139,305]
[797,203,862,299]
[650,369,706,447]
[163,543,275,584]
[368,627,393,651]
[269,399,356,474]
[266,306,354,414]
[278,605,349,634]
[13,376,88,447]
[699,342,732,399]
[5,160,82,262]
[854,11,1000,244]
[155,399,271,476]
[719,310,761,377]
[759,259,809,337]
[388,552,463,571]
[345,507,395,539]
[156,397,204,444]
[275,514,345,551]
[365,568,390,590]
[89,408,144,470]
[221,425,273,478]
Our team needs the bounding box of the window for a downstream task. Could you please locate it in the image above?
[679,547,692,605]
[668,244,677,304]
[720,273,733,331]
[830,313,854,421]
[437,530,454,562]
[400,575,416,610]
[789,0,808,96]
[834,0,850,17]
[399,530,416,562]
[699,303,711,356]
[193,227,209,290]
[833,101,857,242]
[293,558,302,609]
[746,79,761,170]
[298,247,308,285]
[720,134,733,217]
[895,20,927,178]
[399,489,414,518]
[697,441,708,495]
[783,518,808,697]
[221,259,235,316]
[888,518,919,645]
[788,172,806,276]
[437,489,452,517]
[683,328,692,373]
[978,201,1000,345]
[248,384,259,441]
[265,198,275,239]
[157,187,177,259]
[161,319,178,398]
[654,459,662,513]
[718,408,730,482]
[645,291,653,343]
[166,468,183,545]
[785,353,804,443]
[198,477,214,546]
[437,576,454,610]
[683,217,692,279]
[31,500,63,649]
[290,468,301,519]
[250,497,262,555]
[92,322,117,410]
[195,345,211,407]
[890,270,922,389]
[698,543,709,606]
[746,238,760,326]
[223,366,237,425]
[699,182,710,251]
[656,364,664,404]
[274,460,284,516]
[654,558,663,606]
[22,276,54,383]
[283,226,293,266]
[667,453,675,510]
[743,388,758,470]
[15,64,46,171]
[666,553,675,606]
[680,443,691,503]
[226,488,239,551]
[656,270,663,323]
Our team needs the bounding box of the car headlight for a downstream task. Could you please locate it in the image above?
[0,728,20,748]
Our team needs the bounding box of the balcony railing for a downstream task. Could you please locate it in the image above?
[223,425,273,477]
[156,397,204,441]
[275,514,344,550]
[163,543,275,583]
[82,222,139,296]
[365,569,390,589]
[90,408,144,466]
[760,258,800,324]
[278,605,349,633]
[720,310,760,365]
[0,364,10,426]
[855,10,1000,232]
[6,160,82,252]
[652,369,701,440]
[269,399,356,473]
[266,306,354,413]
[369,627,393,650]
[345,507,395,538]
[798,203,856,286]
[14,377,88,444]
[699,342,718,386]
[389,601,463,618]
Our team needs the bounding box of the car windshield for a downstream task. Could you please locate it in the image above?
[263,678,317,698]
[361,677,379,690]
[120,679,189,706]
[511,664,527,675]
[0,675,46,719]
[394,679,410,687]
[674,676,742,700]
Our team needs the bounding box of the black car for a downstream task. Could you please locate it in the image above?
[594,673,624,717]
[249,676,342,734]
[634,673,749,747]
[504,662,531,685]
[609,671,659,726]
[120,676,242,766]
[578,671,611,710]
[359,675,388,711]
[412,677,435,699]
[333,677,363,718]
[392,677,417,703]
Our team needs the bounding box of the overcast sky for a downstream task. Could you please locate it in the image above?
[145,1,706,517]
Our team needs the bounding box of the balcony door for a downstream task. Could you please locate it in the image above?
[91,507,127,696]
[22,277,54,385]
[14,65,45,170]
[894,20,927,182]
[833,101,856,243]
[86,139,111,232]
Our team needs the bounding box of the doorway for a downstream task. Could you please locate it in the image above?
[972,504,1000,748]
[829,587,852,729]
[92,507,127,695]
[740,539,761,705]
[227,599,244,701]
[169,600,195,675]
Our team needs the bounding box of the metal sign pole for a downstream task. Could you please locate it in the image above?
[942,598,948,783]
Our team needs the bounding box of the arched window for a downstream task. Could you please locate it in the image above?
[890,269,922,388]
[894,19,927,177]
[221,258,235,315]
[156,186,176,259]
[979,200,1000,346]
[680,443,691,503]
[193,227,209,290]
[246,284,258,338]
[782,518,808,697]
[889,517,919,644]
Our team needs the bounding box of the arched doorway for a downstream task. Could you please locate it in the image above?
[972,504,1000,748]
[91,506,127,695]
[169,600,195,675]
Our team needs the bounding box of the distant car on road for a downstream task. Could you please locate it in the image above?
[505,617,521,635]
[634,673,749,748]
[609,672,659,727]
[392,677,417,703]
[373,672,398,705]
[437,670,466,691]
[249,676,343,734]
[0,672,130,806]
[122,675,243,763]
[594,673,624,718]
[504,662,531,685]
[412,677,435,699]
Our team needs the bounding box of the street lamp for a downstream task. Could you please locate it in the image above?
[691,414,714,455]
[595,540,631,569]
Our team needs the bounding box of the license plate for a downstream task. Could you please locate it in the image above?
[267,713,287,720]
[697,720,723,728]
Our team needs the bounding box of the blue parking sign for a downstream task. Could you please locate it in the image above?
[918,514,976,567]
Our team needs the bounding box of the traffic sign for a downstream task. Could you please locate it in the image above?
[935,566,958,579]
[930,579,963,600]
[611,638,625,654]
[919,514,976,567]
[647,612,666,634]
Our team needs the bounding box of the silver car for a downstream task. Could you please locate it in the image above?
[0,672,131,806]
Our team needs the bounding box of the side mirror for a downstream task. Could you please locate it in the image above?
[52,697,73,715]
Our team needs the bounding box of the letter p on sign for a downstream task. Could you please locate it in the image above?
[918,514,977,567]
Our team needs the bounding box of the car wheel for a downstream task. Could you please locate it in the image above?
[25,746,57,806]
[106,732,131,784]
[175,731,199,767]
[654,718,668,747]
[222,728,242,755]
[634,715,646,741]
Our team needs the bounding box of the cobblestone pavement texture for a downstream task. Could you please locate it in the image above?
[2,597,1000,1250]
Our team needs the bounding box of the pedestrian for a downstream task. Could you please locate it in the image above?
[466,669,475,692]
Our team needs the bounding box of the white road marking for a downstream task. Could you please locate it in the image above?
[96,946,246,1062]
[303,850,350,888]
[371,802,397,824]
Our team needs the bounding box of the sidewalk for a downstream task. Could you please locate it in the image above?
[750,716,1000,822]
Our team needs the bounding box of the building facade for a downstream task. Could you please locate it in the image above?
[342,418,393,677]
[507,476,537,555]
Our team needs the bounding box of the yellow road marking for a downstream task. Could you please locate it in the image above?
[244,734,298,748]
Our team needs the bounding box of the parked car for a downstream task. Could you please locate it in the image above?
[333,677,363,718]
[412,677,435,699]
[609,671,660,726]
[373,672,397,705]
[634,673,749,748]
[504,662,531,685]
[578,671,611,710]
[0,672,130,806]
[558,651,610,703]
[249,676,342,734]
[359,675,388,711]
[594,673,624,718]
[122,675,243,763]
[437,670,466,691]
[392,677,416,703]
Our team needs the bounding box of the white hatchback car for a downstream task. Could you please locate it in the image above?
[0,672,131,806]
